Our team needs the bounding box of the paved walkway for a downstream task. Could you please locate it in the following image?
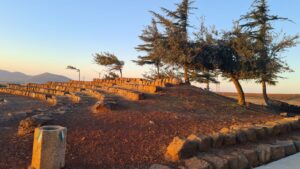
[256,153,300,169]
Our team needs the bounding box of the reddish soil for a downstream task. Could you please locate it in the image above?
[0,86,283,169]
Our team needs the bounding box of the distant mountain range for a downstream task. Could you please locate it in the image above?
[0,69,71,84]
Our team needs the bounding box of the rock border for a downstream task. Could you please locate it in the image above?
[164,117,300,162]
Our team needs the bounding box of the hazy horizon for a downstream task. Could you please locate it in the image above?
[0,0,299,93]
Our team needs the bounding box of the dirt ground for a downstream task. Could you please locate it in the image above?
[0,86,283,169]
[220,92,300,106]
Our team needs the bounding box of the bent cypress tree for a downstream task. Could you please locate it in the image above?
[134,19,164,78]
[94,52,125,78]
[151,0,196,84]
[194,24,255,106]
[240,0,299,105]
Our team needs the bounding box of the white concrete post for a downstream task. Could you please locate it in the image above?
[30,125,67,169]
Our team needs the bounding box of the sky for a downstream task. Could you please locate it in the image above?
[0,0,299,93]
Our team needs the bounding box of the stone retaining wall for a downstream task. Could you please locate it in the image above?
[0,88,57,105]
[165,117,300,162]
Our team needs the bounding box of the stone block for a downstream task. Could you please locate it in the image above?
[184,157,213,169]
[187,134,212,152]
[241,128,257,142]
[293,140,300,152]
[211,133,224,148]
[199,154,229,169]
[165,137,198,162]
[239,149,260,167]
[223,133,237,146]
[149,164,171,169]
[270,144,285,161]
[230,152,250,169]
[221,154,239,169]
[275,140,297,156]
[236,130,248,144]
[256,144,271,164]
[253,126,267,140]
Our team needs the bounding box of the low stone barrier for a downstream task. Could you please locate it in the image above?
[93,77,182,87]
[154,119,300,169]
[0,88,57,105]
[28,83,83,93]
[164,117,300,162]
[84,89,117,113]
[9,84,66,96]
[49,82,143,101]
[8,84,80,104]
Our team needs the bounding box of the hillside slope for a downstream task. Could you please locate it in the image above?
[0,85,283,168]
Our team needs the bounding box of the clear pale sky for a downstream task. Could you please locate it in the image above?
[0,0,299,93]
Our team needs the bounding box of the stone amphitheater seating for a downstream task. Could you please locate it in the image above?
[28,83,83,93]
[9,84,80,103]
[0,78,181,108]
[0,88,57,105]
[48,81,143,101]
[93,77,182,87]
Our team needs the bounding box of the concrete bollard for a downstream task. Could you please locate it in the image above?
[30,125,67,169]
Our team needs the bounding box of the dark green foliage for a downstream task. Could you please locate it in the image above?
[192,23,255,105]
[134,19,164,78]
[94,52,125,77]
[151,0,196,83]
[240,0,299,104]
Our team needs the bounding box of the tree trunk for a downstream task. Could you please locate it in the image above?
[231,76,246,106]
[157,65,160,79]
[206,81,210,91]
[183,64,190,84]
[119,69,123,78]
[262,80,270,105]
[78,70,81,81]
